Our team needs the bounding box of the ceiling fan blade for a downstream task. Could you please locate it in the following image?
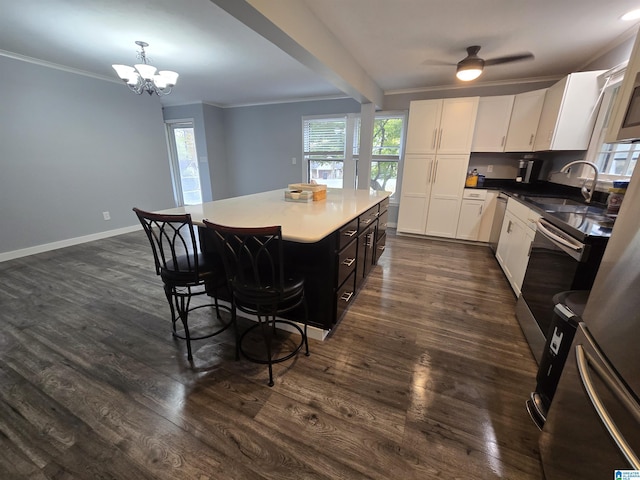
[484,53,534,66]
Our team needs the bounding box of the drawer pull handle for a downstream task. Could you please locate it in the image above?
[344,230,357,237]
[362,218,372,225]
[340,291,354,302]
[378,246,385,252]
[342,258,355,267]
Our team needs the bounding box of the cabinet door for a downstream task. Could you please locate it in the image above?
[424,154,469,237]
[533,76,566,151]
[397,154,434,234]
[437,97,479,154]
[510,225,535,296]
[505,89,546,152]
[455,199,484,240]
[471,95,515,152]
[405,100,442,153]
[534,71,603,151]
[477,191,498,242]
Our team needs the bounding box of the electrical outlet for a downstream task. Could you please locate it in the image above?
[103,211,111,221]
[292,157,297,165]
[487,164,494,173]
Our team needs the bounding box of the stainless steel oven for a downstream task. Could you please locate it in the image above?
[516,217,606,364]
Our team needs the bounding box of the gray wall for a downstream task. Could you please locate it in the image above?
[222,98,361,196]
[0,55,174,256]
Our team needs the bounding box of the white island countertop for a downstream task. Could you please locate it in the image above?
[159,188,390,243]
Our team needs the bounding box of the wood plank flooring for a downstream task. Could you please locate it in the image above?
[0,229,543,479]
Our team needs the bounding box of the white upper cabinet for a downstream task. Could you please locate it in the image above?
[405,97,479,154]
[533,71,605,151]
[504,89,546,152]
[471,95,515,152]
[405,100,442,153]
[437,97,480,154]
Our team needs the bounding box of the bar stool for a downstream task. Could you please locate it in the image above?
[203,220,310,386]
[133,208,233,361]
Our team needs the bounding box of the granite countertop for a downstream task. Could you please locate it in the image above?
[476,179,612,241]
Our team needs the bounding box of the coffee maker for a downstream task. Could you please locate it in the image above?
[516,156,542,184]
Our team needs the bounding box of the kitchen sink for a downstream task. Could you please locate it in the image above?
[523,196,585,206]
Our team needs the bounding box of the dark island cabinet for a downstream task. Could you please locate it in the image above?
[203,196,389,332]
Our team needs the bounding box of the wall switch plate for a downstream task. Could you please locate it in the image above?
[487,164,494,173]
[103,211,111,221]
[291,157,297,165]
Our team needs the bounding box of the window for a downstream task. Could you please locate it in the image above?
[303,116,347,188]
[368,114,404,196]
[303,112,406,196]
[587,67,637,179]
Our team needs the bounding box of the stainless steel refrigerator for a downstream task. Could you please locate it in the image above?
[538,167,640,478]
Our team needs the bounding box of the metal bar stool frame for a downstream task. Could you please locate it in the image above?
[203,220,310,386]
[133,208,233,362]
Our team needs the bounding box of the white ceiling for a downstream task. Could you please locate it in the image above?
[1,0,639,108]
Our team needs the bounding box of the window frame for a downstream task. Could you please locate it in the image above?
[303,111,406,200]
[584,65,637,184]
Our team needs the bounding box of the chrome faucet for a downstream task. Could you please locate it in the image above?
[560,160,600,203]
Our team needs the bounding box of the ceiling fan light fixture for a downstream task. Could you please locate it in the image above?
[456,66,483,81]
[621,9,640,21]
[456,56,485,81]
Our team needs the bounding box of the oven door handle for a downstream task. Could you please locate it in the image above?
[536,219,584,253]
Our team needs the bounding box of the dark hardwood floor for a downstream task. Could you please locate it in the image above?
[0,229,543,479]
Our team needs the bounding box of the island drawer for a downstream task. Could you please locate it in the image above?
[338,219,358,251]
[379,197,389,213]
[337,239,357,286]
[335,271,356,324]
[359,205,379,231]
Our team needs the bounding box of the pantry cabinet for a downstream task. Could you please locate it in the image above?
[404,97,479,154]
[504,89,546,152]
[533,71,604,151]
[424,154,470,237]
[471,95,515,152]
[495,198,540,296]
[398,97,479,238]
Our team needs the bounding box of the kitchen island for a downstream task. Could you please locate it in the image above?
[160,188,390,338]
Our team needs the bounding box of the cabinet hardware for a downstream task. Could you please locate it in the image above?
[479,205,483,216]
[363,218,372,225]
[433,160,439,183]
[501,135,505,146]
[507,220,513,234]
[529,134,534,145]
[432,128,437,150]
[344,230,357,237]
[438,129,443,149]
[340,291,354,302]
[378,246,385,252]
[342,258,355,267]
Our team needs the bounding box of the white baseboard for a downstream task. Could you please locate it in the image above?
[0,225,142,263]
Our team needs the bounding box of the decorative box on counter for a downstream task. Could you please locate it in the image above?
[287,183,327,201]
[284,189,313,202]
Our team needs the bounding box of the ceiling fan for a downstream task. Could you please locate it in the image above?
[427,45,535,81]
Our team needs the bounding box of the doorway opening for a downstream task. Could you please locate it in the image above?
[166,121,202,206]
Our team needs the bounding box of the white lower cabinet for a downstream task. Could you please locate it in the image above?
[455,189,498,241]
[495,198,540,296]
[397,154,469,238]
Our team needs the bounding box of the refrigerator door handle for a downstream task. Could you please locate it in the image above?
[576,344,640,469]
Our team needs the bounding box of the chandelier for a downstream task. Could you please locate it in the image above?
[112,41,179,96]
